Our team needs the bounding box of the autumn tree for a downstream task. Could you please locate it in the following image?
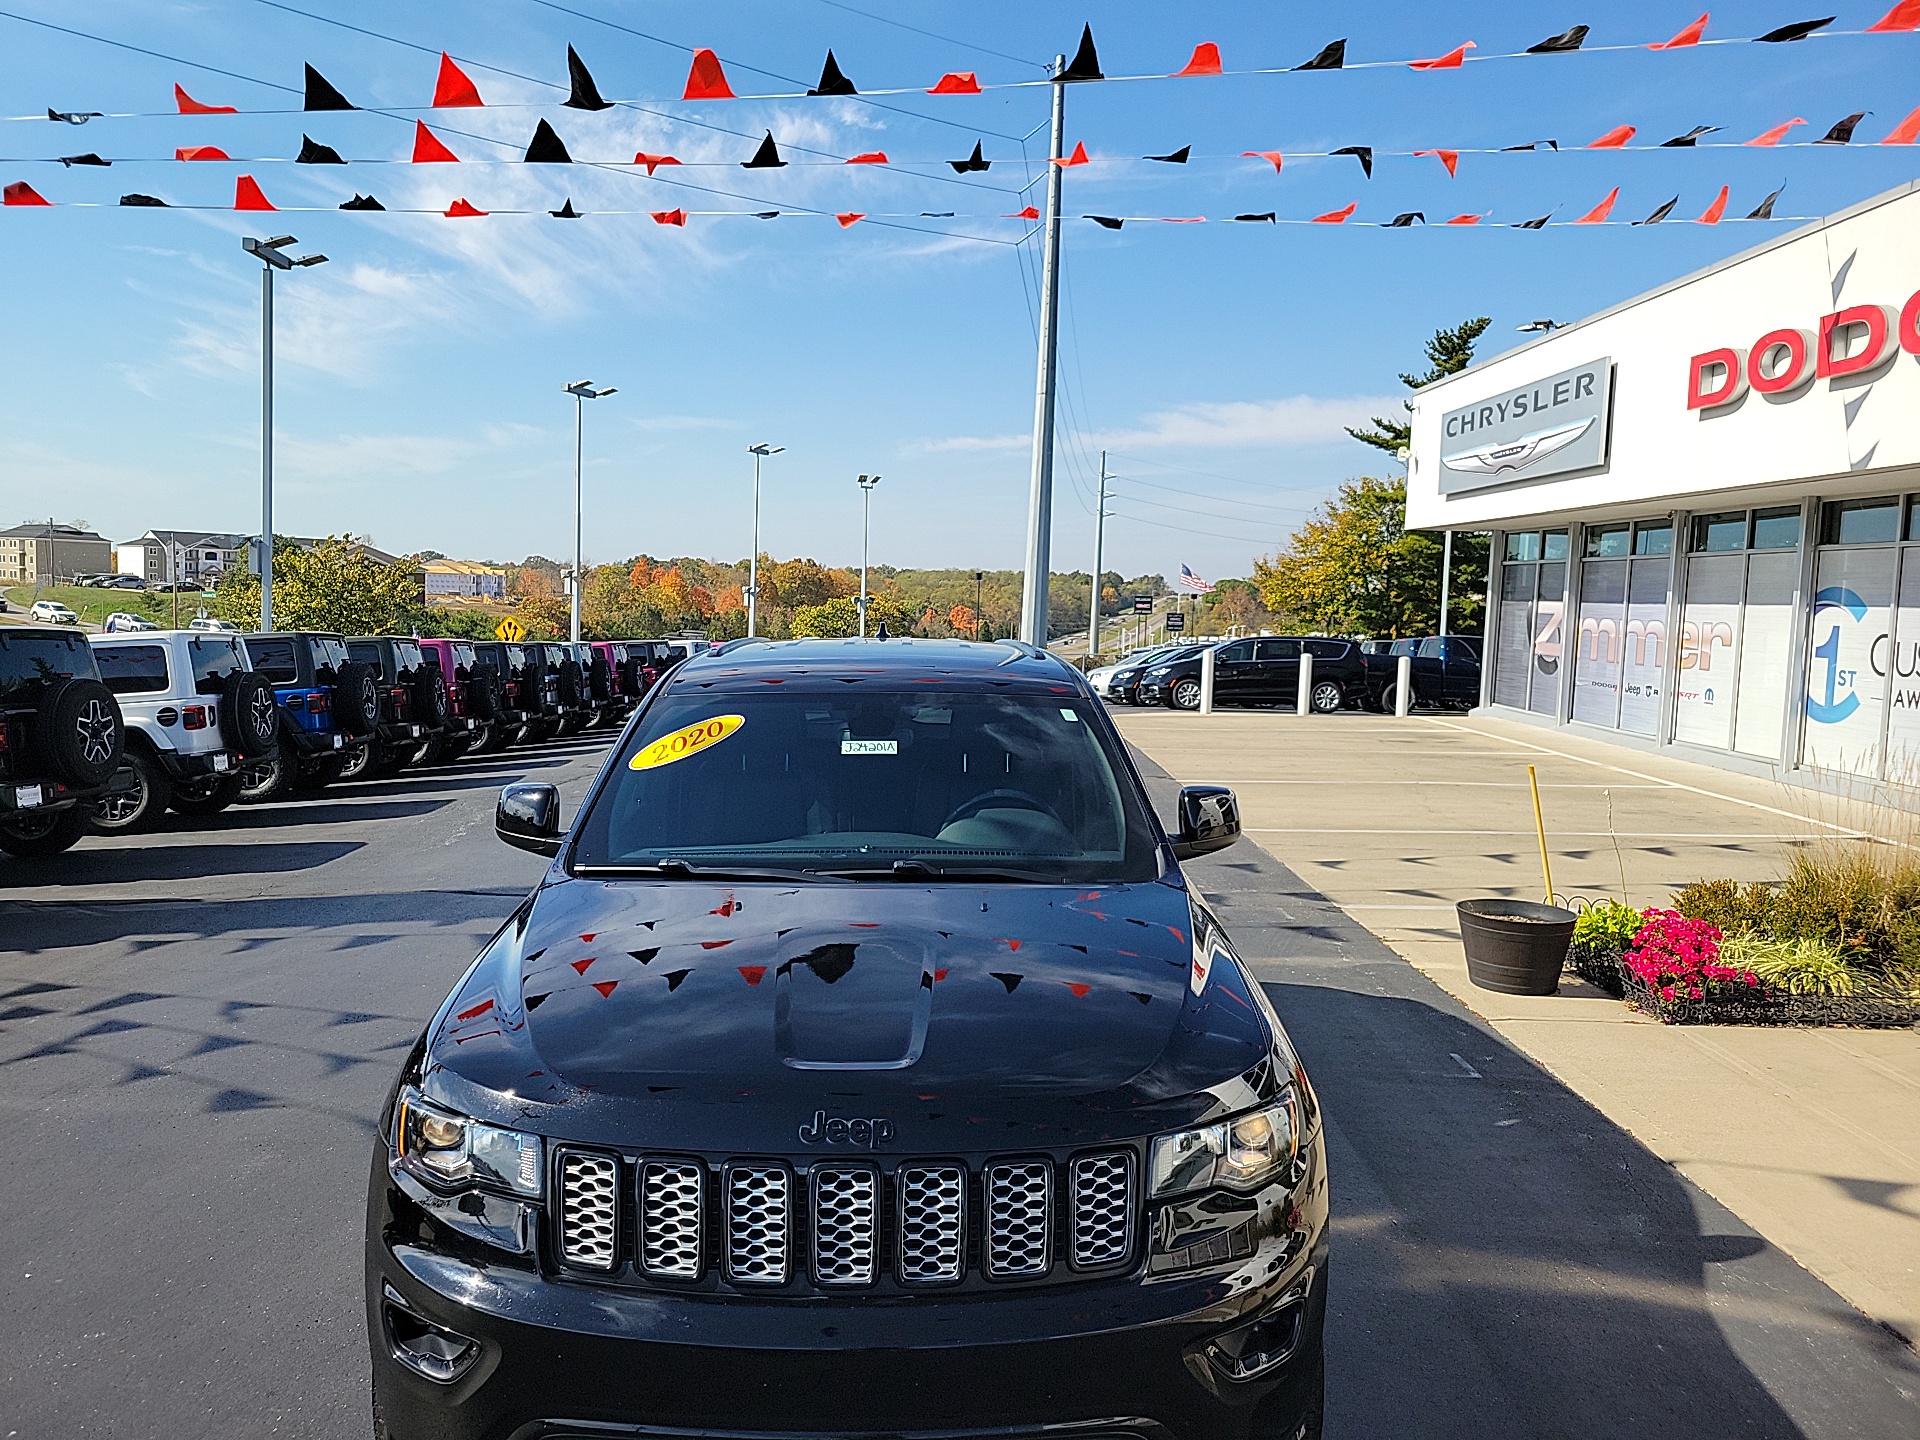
[790,595,921,638]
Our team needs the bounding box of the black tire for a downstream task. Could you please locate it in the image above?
[1170,677,1202,711]
[170,772,244,815]
[465,721,501,754]
[1380,682,1404,716]
[333,662,381,737]
[588,655,613,703]
[34,678,123,786]
[292,755,346,791]
[411,668,450,729]
[373,739,412,778]
[556,713,586,737]
[220,670,280,758]
[514,661,545,715]
[0,806,90,857]
[412,732,448,768]
[617,657,642,697]
[236,740,297,803]
[518,718,554,745]
[338,742,375,782]
[556,659,584,709]
[1310,679,1345,715]
[465,666,499,721]
[89,749,172,834]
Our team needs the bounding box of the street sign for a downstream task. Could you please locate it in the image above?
[1132,596,1153,614]
[1165,612,1186,632]
[494,616,527,643]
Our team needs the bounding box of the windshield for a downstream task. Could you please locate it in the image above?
[573,688,1160,882]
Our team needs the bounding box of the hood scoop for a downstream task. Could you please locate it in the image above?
[774,931,933,1070]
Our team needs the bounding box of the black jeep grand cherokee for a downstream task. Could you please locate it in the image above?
[367,639,1328,1440]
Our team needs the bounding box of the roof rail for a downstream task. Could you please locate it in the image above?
[708,635,776,657]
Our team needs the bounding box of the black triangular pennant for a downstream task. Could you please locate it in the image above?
[1661,126,1719,147]
[1635,196,1678,224]
[58,153,109,167]
[525,118,572,163]
[1145,145,1190,163]
[948,141,991,173]
[303,63,354,112]
[753,210,780,219]
[339,193,385,210]
[296,134,346,164]
[1756,17,1835,42]
[1502,139,1561,151]
[809,49,857,96]
[920,211,955,217]
[1062,24,1103,81]
[564,44,611,110]
[1818,112,1866,144]
[743,132,786,168]
[1386,212,1425,227]
[1747,185,1785,220]
[550,198,582,218]
[1233,212,1277,222]
[1527,25,1589,53]
[1514,213,1552,229]
[1331,144,1373,178]
[1085,215,1124,229]
[48,109,102,124]
[1296,39,1346,70]
[119,193,167,206]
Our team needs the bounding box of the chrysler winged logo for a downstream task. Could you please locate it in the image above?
[1442,416,1595,477]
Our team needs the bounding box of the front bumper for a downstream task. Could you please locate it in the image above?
[366,1144,1328,1440]
[1135,683,1169,705]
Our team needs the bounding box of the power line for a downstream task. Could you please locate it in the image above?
[809,0,1049,70]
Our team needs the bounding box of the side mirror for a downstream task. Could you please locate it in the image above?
[1171,784,1241,861]
[496,782,562,857]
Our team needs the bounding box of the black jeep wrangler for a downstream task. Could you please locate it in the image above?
[238,631,381,801]
[469,641,534,749]
[0,626,128,857]
[346,636,448,777]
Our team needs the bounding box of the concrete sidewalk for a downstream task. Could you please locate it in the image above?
[1112,705,1920,1351]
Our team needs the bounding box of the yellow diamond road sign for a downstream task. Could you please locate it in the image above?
[494,616,527,643]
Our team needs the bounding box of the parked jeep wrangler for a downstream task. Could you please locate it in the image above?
[507,642,566,743]
[345,636,446,777]
[585,641,634,727]
[88,630,279,830]
[531,641,592,736]
[0,626,127,857]
[468,641,533,748]
[238,631,380,800]
[415,638,504,762]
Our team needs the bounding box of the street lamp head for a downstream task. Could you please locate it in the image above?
[747,443,785,457]
[1516,319,1564,333]
[293,253,329,267]
[565,380,615,399]
[857,473,882,491]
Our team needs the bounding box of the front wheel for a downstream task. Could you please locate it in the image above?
[1310,680,1345,715]
[89,750,172,833]
[1170,678,1202,711]
[170,772,244,815]
[0,806,90,857]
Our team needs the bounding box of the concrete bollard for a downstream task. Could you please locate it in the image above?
[1199,645,1215,714]
[1296,652,1314,716]
[1394,653,1413,717]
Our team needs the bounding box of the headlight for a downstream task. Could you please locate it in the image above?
[1146,666,1172,677]
[1149,1095,1298,1197]
[396,1088,542,1198]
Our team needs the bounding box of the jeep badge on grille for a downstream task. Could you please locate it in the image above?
[798,1111,895,1148]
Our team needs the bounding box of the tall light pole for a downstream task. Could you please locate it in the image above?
[856,474,881,637]
[242,235,327,632]
[563,380,617,642]
[1088,451,1112,661]
[1019,53,1068,647]
[974,571,984,642]
[746,443,783,637]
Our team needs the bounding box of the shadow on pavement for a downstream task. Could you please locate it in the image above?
[1,839,362,886]
[168,799,454,831]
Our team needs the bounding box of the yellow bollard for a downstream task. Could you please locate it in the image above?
[1527,763,1555,904]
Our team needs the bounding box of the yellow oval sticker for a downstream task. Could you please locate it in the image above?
[629,714,745,771]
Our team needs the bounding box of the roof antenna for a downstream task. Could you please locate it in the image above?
[874,622,890,640]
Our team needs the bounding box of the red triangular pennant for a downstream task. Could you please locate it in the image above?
[234,175,275,211]
[845,151,888,164]
[1586,125,1637,149]
[836,212,865,227]
[175,84,236,115]
[1241,150,1284,173]
[591,980,618,998]
[1649,14,1709,49]
[928,71,981,95]
[412,120,460,163]
[432,52,484,108]
[1697,185,1730,223]
[1882,103,1920,145]
[3,181,52,207]
[651,208,686,225]
[1172,42,1222,77]
[445,198,487,217]
[1053,140,1089,167]
[684,48,735,100]
[1746,118,1806,146]
[1410,41,1475,70]
[1311,202,1357,223]
[738,965,767,986]
[175,146,230,161]
[1869,0,1920,29]
[571,957,595,974]
[1414,148,1460,176]
[634,152,681,175]
[1064,982,1091,997]
[1445,212,1485,225]
[1004,205,1040,219]
[1575,186,1621,224]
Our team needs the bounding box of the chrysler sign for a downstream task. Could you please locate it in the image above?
[1689,291,1920,411]
[1439,358,1613,494]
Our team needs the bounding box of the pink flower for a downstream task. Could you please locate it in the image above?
[1623,909,1762,1007]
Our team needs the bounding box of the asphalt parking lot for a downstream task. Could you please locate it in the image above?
[2,729,1917,1437]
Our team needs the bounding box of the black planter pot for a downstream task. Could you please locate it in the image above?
[1457,899,1576,996]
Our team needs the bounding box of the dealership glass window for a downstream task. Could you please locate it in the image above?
[1674,554,1743,749]
[1494,562,1535,708]
[1906,498,1920,544]
[1821,497,1900,547]
[1493,533,1568,716]
[1530,561,1567,715]
[1633,522,1673,556]
[1751,507,1802,550]
[1803,547,1895,773]
[1542,531,1570,561]
[1690,513,1748,553]
[1505,532,1543,563]
[1884,548,1920,779]
[1619,559,1671,736]
[1584,523,1630,559]
[1732,552,1800,759]
[1571,559,1627,725]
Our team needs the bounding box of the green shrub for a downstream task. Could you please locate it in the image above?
[1571,900,1644,960]
[1766,847,1920,971]
[1671,878,1774,936]
[1721,933,1855,997]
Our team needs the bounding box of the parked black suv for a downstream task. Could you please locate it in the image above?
[0,626,127,856]
[1138,638,1364,713]
[1362,635,1482,713]
[367,638,1328,1440]
[346,636,446,777]
[239,631,380,799]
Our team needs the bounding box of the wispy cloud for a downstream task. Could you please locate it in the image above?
[918,394,1401,455]
[916,432,1031,453]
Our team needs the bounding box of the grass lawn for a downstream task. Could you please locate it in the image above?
[1,584,197,630]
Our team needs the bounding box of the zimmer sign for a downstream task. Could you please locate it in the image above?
[1438,358,1613,494]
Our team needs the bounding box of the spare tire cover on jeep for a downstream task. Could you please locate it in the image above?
[617,656,642,696]
[412,666,450,728]
[588,654,613,703]
[466,664,500,720]
[221,669,280,758]
[515,657,546,713]
[34,677,124,786]
[556,658,584,708]
[333,660,381,736]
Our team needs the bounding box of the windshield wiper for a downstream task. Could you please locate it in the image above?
[821,860,1068,884]
[572,860,850,883]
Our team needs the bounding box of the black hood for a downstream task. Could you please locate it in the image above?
[421,877,1274,1153]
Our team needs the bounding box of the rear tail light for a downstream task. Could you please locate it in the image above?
[306,692,329,713]
[182,705,209,730]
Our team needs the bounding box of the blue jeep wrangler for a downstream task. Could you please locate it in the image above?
[236,631,379,801]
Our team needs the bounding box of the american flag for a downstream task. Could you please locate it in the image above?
[1176,564,1215,594]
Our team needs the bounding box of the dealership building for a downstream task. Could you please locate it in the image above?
[1408,179,1920,791]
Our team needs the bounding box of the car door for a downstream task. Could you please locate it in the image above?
[1415,637,1447,703]
[1253,638,1300,702]
[1443,637,1482,705]
[1210,640,1257,701]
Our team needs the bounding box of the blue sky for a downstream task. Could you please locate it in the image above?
[2,1,1917,583]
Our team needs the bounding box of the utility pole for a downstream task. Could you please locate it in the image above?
[974,571,985,641]
[1019,55,1068,648]
[563,380,617,642]
[746,443,783,637]
[857,474,881,636]
[242,235,327,633]
[1087,451,1109,662]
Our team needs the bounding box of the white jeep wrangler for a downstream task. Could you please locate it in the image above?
[87,631,281,831]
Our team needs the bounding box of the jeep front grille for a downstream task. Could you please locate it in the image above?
[557,1148,1137,1288]
[984,1159,1054,1278]
[810,1165,879,1286]
[557,1151,619,1270]
[638,1160,704,1279]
